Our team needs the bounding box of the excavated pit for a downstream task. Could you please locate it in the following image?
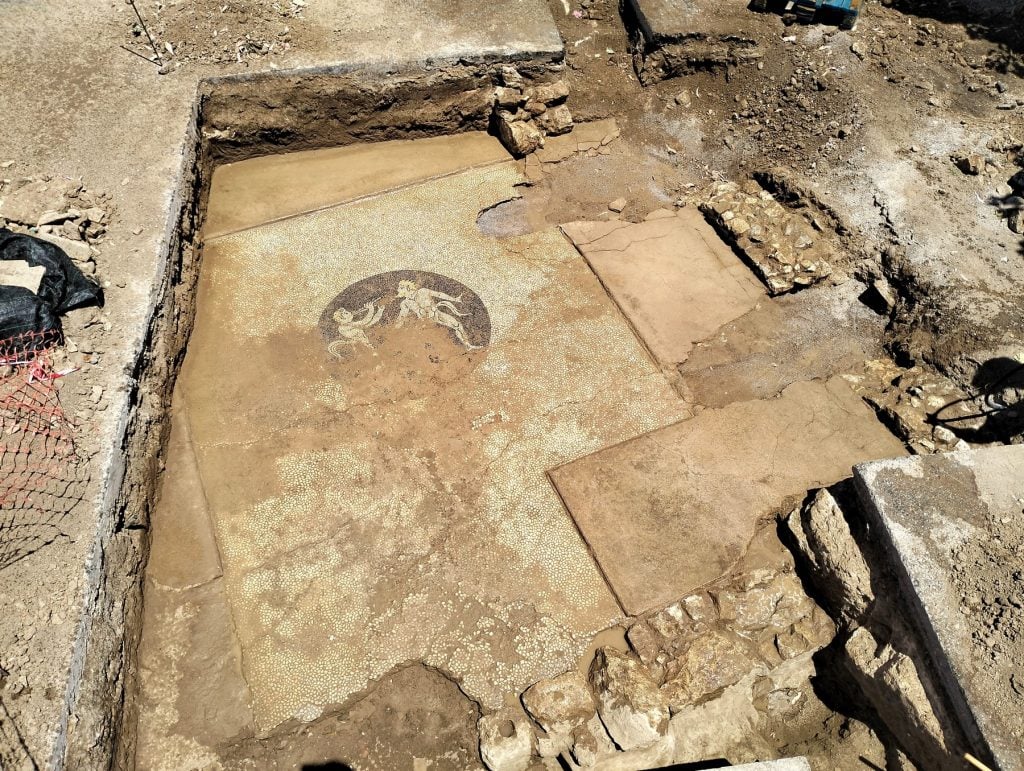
[133,124,929,770]
[98,59,565,768]
[117,37,1010,771]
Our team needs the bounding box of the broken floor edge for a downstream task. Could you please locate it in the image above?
[52,54,570,769]
[851,462,997,769]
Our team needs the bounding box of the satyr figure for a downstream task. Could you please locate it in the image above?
[395,279,479,349]
[327,299,384,357]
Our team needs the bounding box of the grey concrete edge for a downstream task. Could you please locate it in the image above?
[851,458,994,766]
[51,79,204,771]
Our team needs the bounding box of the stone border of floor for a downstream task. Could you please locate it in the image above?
[55,52,564,770]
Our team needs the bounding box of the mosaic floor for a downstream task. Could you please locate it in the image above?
[173,133,688,729]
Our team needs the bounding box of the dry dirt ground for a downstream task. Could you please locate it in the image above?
[542,0,1024,390]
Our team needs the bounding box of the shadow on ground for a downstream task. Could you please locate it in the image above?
[932,357,1024,443]
[887,0,1024,75]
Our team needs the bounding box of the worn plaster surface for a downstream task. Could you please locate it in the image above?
[205,133,512,238]
[562,208,766,366]
[678,282,886,407]
[855,447,1024,770]
[164,134,688,732]
[551,376,907,615]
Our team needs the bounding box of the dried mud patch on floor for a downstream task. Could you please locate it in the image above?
[219,663,481,770]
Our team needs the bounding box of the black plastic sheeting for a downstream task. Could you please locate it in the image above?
[0,228,103,343]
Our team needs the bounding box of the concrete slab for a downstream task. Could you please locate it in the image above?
[678,282,886,407]
[562,208,765,366]
[303,0,563,66]
[550,377,906,615]
[625,0,760,44]
[173,137,687,731]
[205,132,511,238]
[854,447,1024,770]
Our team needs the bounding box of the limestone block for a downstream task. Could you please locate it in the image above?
[661,631,764,708]
[532,80,569,105]
[589,647,669,751]
[522,670,596,736]
[571,714,617,767]
[845,627,948,757]
[785,488,874,623]
[536,104,573,136]
[479,709,535,771]
[590,733,675,770]
[496,111,544,157]
[714,572,801,632]
[499,65,525,89]
[495,86,523,109]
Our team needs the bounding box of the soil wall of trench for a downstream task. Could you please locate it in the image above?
[72,54,561,771]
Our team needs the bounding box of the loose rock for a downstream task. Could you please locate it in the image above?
[479,709,534,771]
[952,152,984,175]
[535,104,573,136]
[532,80,569,106]
[496,111,544,158]
[589,647,669,751]
[522,670,596,736]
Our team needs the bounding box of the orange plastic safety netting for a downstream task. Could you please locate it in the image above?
[0,330,88,570]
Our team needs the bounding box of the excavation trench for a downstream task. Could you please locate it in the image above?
[123,61,961,771]
[97,58,564,768]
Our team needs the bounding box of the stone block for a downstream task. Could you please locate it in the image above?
[522,670,596,736]
[589,647,669,751]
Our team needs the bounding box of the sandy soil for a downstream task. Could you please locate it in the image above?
[543,0,1024,387]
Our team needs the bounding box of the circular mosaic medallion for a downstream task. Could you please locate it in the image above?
[319,270,490,359]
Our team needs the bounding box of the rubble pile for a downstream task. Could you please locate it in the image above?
[124,0,304,71]
[846,360,984,454]
[479,555,837,769]
[0,175,112,421]
[0,176,110,281]
[492,66,574,157]
[701,180,833,294]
